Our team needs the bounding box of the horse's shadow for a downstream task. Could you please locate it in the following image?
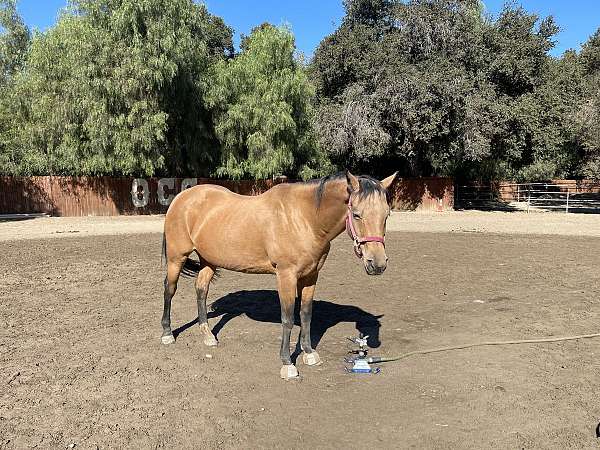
[173,289,382,361]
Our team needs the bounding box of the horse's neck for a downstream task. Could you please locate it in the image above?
[312,179,348,243]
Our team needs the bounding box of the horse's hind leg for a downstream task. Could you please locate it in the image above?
[195,266,218,346]
[161,257,186,345]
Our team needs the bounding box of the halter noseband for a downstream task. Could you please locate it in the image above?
[345,196,385,258]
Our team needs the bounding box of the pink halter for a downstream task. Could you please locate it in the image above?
[345,196,385,258]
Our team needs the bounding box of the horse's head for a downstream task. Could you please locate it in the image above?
[345,171,397,276]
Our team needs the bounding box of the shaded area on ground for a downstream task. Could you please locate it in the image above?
[172,290,382,358]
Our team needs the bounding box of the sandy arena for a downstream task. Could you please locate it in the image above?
[1,212,600,448]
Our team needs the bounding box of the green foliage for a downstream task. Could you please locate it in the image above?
[206,24,331,180]
[0,0,29,85]
[1,0,232,176]
[486,6,558,97]
[580,29,600,75]
[311,0,591,181]
[575,29,600,179]
[0,0,599,182]
[0,0,29,172]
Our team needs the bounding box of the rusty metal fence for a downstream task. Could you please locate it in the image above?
[0,176,454,217]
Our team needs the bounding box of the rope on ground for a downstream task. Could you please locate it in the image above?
[368,333,600,364]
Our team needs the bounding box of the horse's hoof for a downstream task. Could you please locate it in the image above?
[280,365,299,380]
[302,352,323,366]
[203,334,219,347]
[161,334,175,345]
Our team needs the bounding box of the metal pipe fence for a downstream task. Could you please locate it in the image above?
[455,182,600,213]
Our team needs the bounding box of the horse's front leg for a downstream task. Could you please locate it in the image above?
[299,273,322,366]
[277,270,299,380]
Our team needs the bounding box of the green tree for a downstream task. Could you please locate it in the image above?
[576,29,600,178]
[312,0,498,177]
[0,0,30,172]
[3,0,232,176]
[311,0,572,181]
[0,0,29,84]
[206,24,330,180]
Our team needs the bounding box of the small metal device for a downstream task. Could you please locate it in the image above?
[344,335,381,374]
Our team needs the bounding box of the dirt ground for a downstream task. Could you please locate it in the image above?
[3,209,600,242]
[2,219,600,448]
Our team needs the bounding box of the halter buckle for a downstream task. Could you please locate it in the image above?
[352,239,363,258]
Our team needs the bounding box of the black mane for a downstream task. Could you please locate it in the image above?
[309,172,387,208]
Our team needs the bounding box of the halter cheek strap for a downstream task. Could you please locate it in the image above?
[345,197,385,258]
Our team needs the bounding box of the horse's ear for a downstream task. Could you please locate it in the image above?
[381,172,398,190]
[345,170,360,192]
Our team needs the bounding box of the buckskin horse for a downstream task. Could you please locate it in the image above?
[160,171,397,379]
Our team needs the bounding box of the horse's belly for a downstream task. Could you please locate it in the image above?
[195,244,276,275]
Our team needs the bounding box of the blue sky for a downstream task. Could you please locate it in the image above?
[15,0,600,58]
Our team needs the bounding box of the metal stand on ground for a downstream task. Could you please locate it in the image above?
[344,335,381,374]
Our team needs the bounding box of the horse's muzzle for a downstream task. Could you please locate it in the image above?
[365,259,387,276]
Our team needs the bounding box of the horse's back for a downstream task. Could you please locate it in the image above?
[167,184,249,218]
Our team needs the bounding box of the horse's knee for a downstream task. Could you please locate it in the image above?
[164,285,176,298]
[164,277,177,297]
[281,317,293,330]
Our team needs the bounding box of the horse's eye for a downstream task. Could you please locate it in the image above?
[352,212,361,220]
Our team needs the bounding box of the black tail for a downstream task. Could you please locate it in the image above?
[181,258,204,277]
[181,258,221,279]
[161,232,167,266]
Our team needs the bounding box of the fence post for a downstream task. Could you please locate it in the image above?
[527,188,531,213]
[566,189,570,214]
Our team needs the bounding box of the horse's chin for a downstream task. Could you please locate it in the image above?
[364,266,386,276]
